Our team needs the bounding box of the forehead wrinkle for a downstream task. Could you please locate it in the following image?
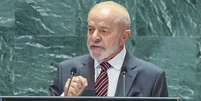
[88,17,113,29]
[88,22,111,30]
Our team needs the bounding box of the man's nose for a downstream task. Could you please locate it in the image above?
[91,30,101,42]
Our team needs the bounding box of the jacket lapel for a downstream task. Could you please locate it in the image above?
[115,52,139,96]
[80,55,96,96]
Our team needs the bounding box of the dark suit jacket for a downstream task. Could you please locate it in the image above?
[49,52,168,97]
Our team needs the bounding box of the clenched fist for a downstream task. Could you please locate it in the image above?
[64,76,88,96]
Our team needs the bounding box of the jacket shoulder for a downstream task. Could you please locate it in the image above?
[59,54,90,68]
[134,57,164,75]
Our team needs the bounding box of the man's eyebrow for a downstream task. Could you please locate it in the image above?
[99,26,110,29]
[87,25,110,29]
[87,25,94,28]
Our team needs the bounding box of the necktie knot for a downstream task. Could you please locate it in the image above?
[100,62,111,71]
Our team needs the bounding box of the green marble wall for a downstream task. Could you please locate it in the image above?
[0,0,201,101]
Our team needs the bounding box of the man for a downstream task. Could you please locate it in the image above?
[49,1,168,97]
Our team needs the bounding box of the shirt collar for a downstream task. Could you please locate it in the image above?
[94,46,126,70]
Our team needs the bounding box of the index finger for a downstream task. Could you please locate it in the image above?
[77,76,88,87]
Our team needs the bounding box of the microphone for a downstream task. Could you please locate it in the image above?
[122,68,127,96]
[70,67,77,75]
[66,67,77,95]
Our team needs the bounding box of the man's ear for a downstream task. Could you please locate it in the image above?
[122,29,131,42]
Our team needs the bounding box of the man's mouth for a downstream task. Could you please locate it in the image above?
[90,45,104,50]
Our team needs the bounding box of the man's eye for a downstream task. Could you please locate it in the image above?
[88,28,94,32]
[100,30,107,33]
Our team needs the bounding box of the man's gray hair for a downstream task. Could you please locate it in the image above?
[88,1,131,29]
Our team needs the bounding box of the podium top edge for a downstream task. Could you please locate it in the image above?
[0,96,180,99]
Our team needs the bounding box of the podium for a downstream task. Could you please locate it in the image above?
[0,96,179,101]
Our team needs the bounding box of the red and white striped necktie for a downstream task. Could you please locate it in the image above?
[95,62,111,96]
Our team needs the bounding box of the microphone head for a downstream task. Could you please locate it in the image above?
[70,67,77,75]
[122,68,127,75]
[122,68,127,72]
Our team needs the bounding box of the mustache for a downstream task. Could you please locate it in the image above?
[89,44,104,49]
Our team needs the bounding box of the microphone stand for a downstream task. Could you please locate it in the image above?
[122,69,127,96]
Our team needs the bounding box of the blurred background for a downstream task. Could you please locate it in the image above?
[0,0,201,101]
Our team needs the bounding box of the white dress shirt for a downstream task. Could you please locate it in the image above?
[94,46,126,96]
